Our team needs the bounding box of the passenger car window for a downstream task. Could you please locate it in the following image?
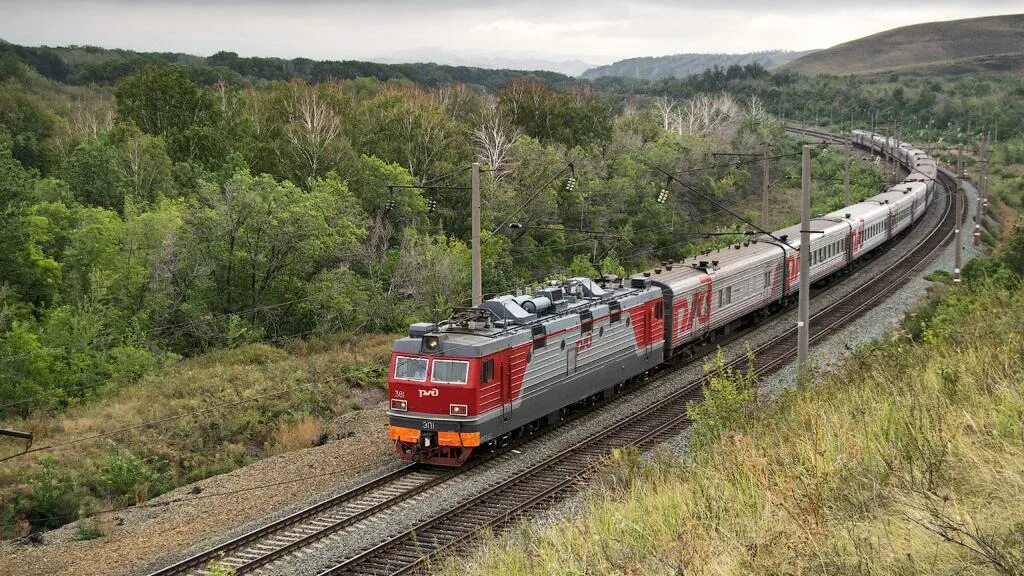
[394,356,428,382]
[432,360,469,384]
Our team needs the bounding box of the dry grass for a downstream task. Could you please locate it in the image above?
[0,333,396,535]
[442,282,1024,576]
[267,416,326,455]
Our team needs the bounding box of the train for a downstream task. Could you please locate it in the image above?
[386,130,939,466]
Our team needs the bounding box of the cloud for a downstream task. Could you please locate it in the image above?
[0,0,1019,67]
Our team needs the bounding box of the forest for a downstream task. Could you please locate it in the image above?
[1,40,1023,537]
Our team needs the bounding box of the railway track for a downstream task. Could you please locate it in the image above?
[785,124,847,143]
[146,465,449,576]
[313,151,958,575]
[148,128,956,576]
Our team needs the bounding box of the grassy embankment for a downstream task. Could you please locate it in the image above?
[442,250,1024,572]
[0,333,395,539]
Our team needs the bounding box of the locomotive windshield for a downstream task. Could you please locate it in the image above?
[394,356,428,381]
[431,360,469,384]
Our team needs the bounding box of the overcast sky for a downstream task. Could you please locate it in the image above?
[0,1,1020,67]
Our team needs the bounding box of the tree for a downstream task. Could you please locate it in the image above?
[652,96,677,132]
[345,154,426,225]
[0,146,61,307]
[1002,218,1024,278]
[114,65,224,166]
[0,139,35,209]
[179,169,367,343]
[61,140,128,211]
[472,96,520,180]
[0,84,57,172]
[283,83,345,187]
[110,124,174,204]
[569,254,596,278]
[352,84,468,181]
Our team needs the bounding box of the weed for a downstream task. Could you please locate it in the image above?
[266,416,325,455]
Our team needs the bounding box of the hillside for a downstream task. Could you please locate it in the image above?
[580,50,811,80]
[782,13,1024,76]
[0,41,572,89]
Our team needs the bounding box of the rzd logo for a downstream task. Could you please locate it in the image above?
[576,334,593,352]
[418,388,439,398]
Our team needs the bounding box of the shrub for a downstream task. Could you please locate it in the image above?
[686,350,757,452]
[27,458,81,531]
[95,443,171,505]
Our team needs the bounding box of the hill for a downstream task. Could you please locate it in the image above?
[0,41,572,90]
[580,50,811,80]
[782,13,1024,76]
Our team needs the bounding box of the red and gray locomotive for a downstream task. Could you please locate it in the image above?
[387,131,938,466]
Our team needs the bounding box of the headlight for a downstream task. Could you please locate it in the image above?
[421,335,441,353]
[450,404,468,416]
[391,399,408,411]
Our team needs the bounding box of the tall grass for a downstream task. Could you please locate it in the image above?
[443,280,1024,576]
[0,333,396,537]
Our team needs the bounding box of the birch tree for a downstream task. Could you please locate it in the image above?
[472,96,520,180]
[284,84,344,187]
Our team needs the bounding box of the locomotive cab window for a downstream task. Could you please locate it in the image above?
[580,310,593,332]
[431,360,469,384]
[609,301,622,323]
[394,356,428,382]
[480,359,494,384]
[532,324,546,350]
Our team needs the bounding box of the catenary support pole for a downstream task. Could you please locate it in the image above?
[954,146,963,284]
[844,134,851,207]
[798,145,811,368]
[981,132,989,218]
[762,140,770,229]
[471,162,482,306]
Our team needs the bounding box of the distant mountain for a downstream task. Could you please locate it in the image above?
[372,47,599,77]
[0,41,573,90]
[580,50,812,80]
[782,13,1024,76]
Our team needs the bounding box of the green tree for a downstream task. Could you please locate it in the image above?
[0,148,62,307]
[109,124,175,204]
[114,65,224,167]
[346,154,426,225]
[0,85,57,172]
[569,254,596,277]
[1002,219,1024,278]
[178,169,367,344]
[61,141,128,211]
